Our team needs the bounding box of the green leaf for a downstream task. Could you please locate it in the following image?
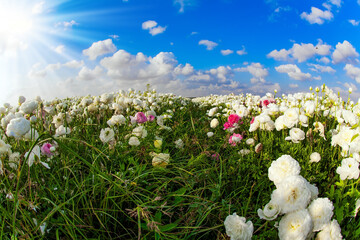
[158,223,178,232]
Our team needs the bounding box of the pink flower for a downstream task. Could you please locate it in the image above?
[228,114,241,125]
[262,99,270,107]
[250,117,255,124]
[135,112,148,123]
[211,153,220,160]
[229,133,243,146]
[148,115,155,122]
[223,122,233,130]
[41,143,54,157]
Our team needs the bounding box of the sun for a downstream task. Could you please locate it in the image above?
[0,4,33,37]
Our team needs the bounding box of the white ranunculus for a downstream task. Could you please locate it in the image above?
[287,128,305,143]
[6,117,31,139]
[336,157,360,180]
[150,152,170,167]
[278,209,313,240]
[315,219,342,240]
[283,108,299,128]
[99,128,115,143]
[25,145,41,167]
[224,213,253,240]
[271,175,311,214]
[210,118,219,128]
[20,100,38,114]
[132,126,147,138]
[310,152,321,163]
[245,138,255,146]
[308,198,334,232]
[128,136,140,146]
[55,125,71,137]
[275,115,287,131]
[107,114,126,126]
[268,155,301,186]
[207,132,214,138]
[257,200,281,220]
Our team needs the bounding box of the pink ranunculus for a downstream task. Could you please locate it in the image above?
[148,115,155,122]
[262,99,270,107]
[135,112,148,123]
[228,114,241,125]
[223,122,233,130]
[41,143,54,157]
[250,117,255,124]
[229,133,243,146]
[211,153,220,161]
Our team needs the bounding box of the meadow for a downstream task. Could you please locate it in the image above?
[0,85,359,239]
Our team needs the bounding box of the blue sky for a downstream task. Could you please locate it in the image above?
[1,0,360,104]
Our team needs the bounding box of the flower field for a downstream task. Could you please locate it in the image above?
[1,85,360,239]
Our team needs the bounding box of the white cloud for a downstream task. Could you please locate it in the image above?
[267,49,291,61]
[55,20,78,30]
[142,20,158,30]
[32,1,45,15]
[289,84,299,88]
[344,64,360,83]
[174,0,192,13]
[142,20,166,36]
[174,63,194,75]
[77,66,104,81]
[236,46,247,56]
[0,36,28,56]
[275,64,312,81]
[235,62,268,83]
[83,39,117,60]
[307,63,336,73]
[318,57,330,64]
[221,49,233,56]
[54,45,65,54]
[267,40,331,62]
[349,19,359,26]
[27,60,84,79]
[63,60,84,69]
[343,82,357,91]
[300,7,333,24]
[329,0,341,7]
[332,40,359,64]
[109,34,119,39]
[209,66,233,83]
[199,40,218,50]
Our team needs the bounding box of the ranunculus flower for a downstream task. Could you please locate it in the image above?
[228,114,241,125]
[135,112,147,123]
[229,133,242,146]
[41,143,55,158]
[6,117,31,139]
[224,213,253,240]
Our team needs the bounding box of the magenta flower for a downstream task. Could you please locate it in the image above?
[41,143,54,157]
[148,115,155,122]
[229,133,243,146]
[228,114,241,125]
[223,122,233,130]
[250,117,255,124]
[135,112,148,123]
[262,99,270,107]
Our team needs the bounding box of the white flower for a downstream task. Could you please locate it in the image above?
[224,212,253,240]
[6,117,31,139]
[286,128,305,143]
[278,209,313,240]
[20,100,38,114]
[308,198,334,232]
[310,152,321,163]
[0,139,11,155]
[207,132,214,138]
[354,199,360,217]
[268,155,301,186]
[275,115,287,131]
[132,126,147,138]
[299,114,308,127]
[336,157,360,180]
[107,114,126,126]
[257,200,281,220]
[25,145,41,167]
[271,175,311,214]
[239,149,251,156]
[316,219,342,240]
[24,128,39,141]
[210,118,219,128]
[128,136,140,146]
[313,122,326,140]
[9,152,20,169]
[99,128,115,143]
[55,125,71,137]
[174,139,184,149]
[283,108,299,128]
[304,101,316,115]
[208,107,218,117]
[150,152,170,167]
[245,138,255,146]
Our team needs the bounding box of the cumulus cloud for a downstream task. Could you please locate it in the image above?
[344,64,360,83]
[27,60,84,79]
[267,40,331,62]
[318,57,330,64]
[83,39,117,60]
[55,20,79,30]
[235,63,269,83]
[54,45,65,54]
[289,84,299,88]
[307,63,336,73]
[236,46,247,56]
[329,0,341,7]
[300,7,333,24]
[174,63,194,75]
[199,40,218,50]
[332,40,359,64]
[275,64,312,81]
[142,20,167,36]
[77,66,104,81]
[349,19,359,26]
[221,49,233,56]
[174,0,193,13]
[0,36,28,56]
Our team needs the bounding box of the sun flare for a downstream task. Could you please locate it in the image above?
[0,5,33,37]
